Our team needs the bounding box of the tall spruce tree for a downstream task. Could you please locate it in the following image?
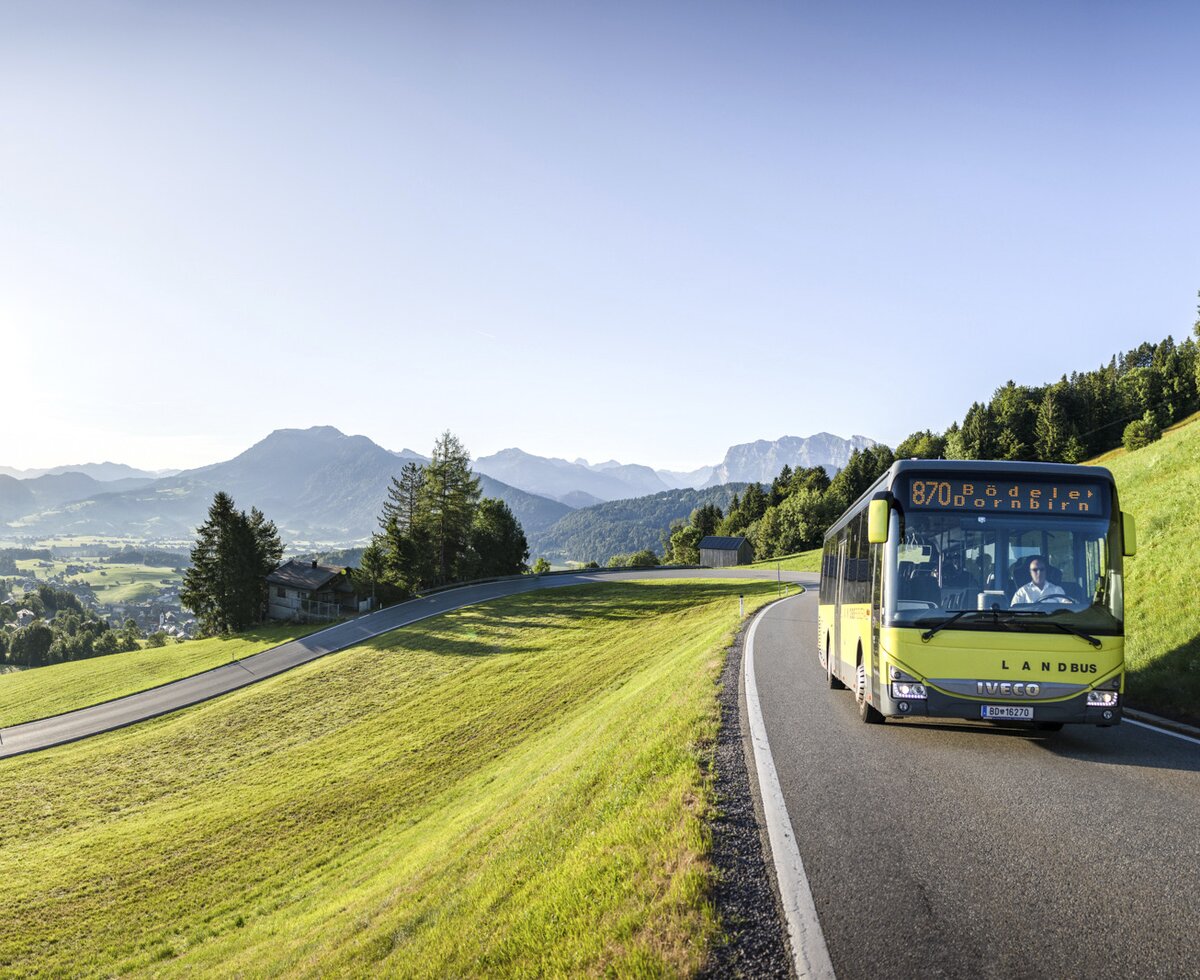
[418,431,482,585]
[378,461,434,591]
[467,498,529,578]
[1033,387,1069,461]
[380,461,425,534]
[181,491,285,635]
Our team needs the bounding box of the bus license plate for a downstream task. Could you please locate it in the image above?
[981,705,1034,720]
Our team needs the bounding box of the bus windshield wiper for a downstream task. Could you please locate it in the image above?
[918,605,1018,641]
[920,610,978,641]
[1045,620,1102,648]
[1005,609,1103,648]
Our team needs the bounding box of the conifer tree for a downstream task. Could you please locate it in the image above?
[467,498,529,578]
[1034,387,1070,461]
[418,431,482,585]
[181,492,285,635]
[380,462,425,534]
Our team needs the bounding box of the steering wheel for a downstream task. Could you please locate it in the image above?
[1029,594,1073,605]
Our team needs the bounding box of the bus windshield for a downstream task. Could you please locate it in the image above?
[885,509,1124,634]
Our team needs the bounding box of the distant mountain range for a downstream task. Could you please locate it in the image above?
[474,449,672,504]
[0,427,876,559]
[704,433,876,486]
[1,428,569,546]
[0,462,174,481]
[473,432,874,503]
[0,472,156,522]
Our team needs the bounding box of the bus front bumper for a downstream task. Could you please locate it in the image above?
[882,688,1123,726]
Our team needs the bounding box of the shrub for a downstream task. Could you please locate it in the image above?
[1123,412,1162,452]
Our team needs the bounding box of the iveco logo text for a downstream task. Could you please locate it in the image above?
[976,681,1041,697]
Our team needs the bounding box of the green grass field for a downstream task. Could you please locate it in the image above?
[0,579,777,976]
[1102,415,1200,723]
[0,624,326,728]
[745,549,821,573]
[14,559,184,604]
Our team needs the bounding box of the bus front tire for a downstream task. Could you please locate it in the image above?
[856,662,885,725]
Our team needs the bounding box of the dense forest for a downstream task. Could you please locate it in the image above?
[667,321,1199,564]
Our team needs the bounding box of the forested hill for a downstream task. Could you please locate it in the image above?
[928,333,1197,463]
[527,485,748,564]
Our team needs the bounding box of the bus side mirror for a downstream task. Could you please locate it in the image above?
[1121,512,1137,557]
[868,499,890,544]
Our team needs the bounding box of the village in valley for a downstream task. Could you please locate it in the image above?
[0,540,199,645]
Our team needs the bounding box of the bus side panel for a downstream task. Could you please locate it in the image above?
[840,603,872,686]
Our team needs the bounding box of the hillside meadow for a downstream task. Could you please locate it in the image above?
[15,558,183,604]
[1103,413,1200,723]
[0,623,327,728]
[745,549,821,573]
[0,579,777,976]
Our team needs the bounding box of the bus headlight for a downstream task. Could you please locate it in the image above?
[1087,689,1119,707]
[889,666,927,700]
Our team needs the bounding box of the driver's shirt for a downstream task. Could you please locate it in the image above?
[1011,580,1066,605]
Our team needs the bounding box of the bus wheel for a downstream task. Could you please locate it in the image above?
[827,635,845,690]
[856,661,885,724]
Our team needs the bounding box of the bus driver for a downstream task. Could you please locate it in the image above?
[1011,556,1066,605]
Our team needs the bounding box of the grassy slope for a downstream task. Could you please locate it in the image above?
[0,579,777,976]
[1102,415,1200,723]
[0,624,326,728]
[744,548,821,573]
[15,559,183,603]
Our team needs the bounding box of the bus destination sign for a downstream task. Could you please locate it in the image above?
[905,477,1107,515]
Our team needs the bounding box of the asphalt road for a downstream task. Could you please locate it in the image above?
[751,582,1200,978]
[0,567,804,759]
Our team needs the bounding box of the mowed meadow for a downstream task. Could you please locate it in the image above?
[1104,413,1200,723]
[16,558,183,604]
[0,579,777,977]
[0,623,327,728]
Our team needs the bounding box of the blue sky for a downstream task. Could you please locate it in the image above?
[2,1,1197,472]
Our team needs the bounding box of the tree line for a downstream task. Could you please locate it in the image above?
[662,450,895,563]
[356,431,529,600]
[662,319,1200,564]
[932,328,1198,463]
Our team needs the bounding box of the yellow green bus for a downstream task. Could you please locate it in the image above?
[818,460,1135,729]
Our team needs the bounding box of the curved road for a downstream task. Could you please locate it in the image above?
[749,582,1200,978]
[0,568,803,759]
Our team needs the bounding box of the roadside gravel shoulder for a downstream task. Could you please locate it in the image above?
[701,608,794,979]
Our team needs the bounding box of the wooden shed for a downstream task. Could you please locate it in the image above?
[698,535,754,568]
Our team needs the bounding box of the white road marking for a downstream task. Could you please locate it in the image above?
[743,595,837,980]
[1125,717,1200,747]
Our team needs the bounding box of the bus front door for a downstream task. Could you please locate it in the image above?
[833,537,848,681]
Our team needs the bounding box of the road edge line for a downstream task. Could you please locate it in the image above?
[743,596,837,980]
[1124,717,1200,747]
